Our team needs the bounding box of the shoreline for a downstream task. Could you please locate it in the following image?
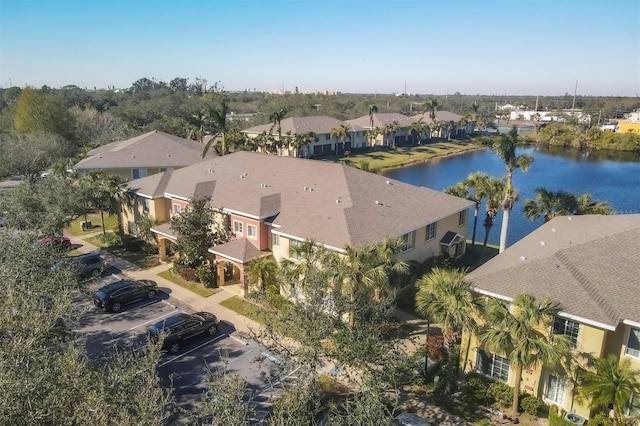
[378,144,485,173]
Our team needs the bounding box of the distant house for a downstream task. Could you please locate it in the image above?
[73,130,217,180]
[464,214,640,421]
[123,152,473,296]
[242,116,368,157]
[619,111,640,134]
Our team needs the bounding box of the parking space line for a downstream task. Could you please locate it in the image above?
[97,299,163,323]
[101,311,182,346]
[159,334,226,368]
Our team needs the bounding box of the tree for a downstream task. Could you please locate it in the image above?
[244,256,278,291]
[203,97,231,157]
[407,118,428,145]
[415,267,484,394]
[368,104,378,147]
[186,109,210,144]
[575,193,615,215]
[269,108,288,156]
[445,172,491,245]
[481,176,506,247]
[486,126,534,253]
[330,124,351,154]
[170,196,219,268]
[424,97,439,121]
[577,355,640,426]
[523,188,614,223]
[169,77,188,93]
[479,294,571,416]
[100,174,134,239]
[385,120,400,146]
[0,132,73,182]
[13,87,76,140]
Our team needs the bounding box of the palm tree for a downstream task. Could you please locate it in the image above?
[424,97,439,121]
[335,239,408,327]
[385,120,400,147]
[187,110,210,144]
[407,118,428,145]
[482,176,506,247]
[330,124,351,155]
[202,98,230,157]
[575,193,615,215]
[430,119,442,139]
[479,294,571,417]
[487,125,534,253]
[366,128,380,148]
[101,174,134,239]
[523,188,575,223]
[415,267,484,394]
[245,256,278,291]
[445,172,491,246]
[577,355,640,426]
[367,104,378,148]
[269,108,288,156]
[280,239,322,298]
[447,120,456,140]
[81,170,110,234]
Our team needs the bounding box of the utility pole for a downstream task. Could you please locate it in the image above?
[571,80,578,114]
[535,95,539,112]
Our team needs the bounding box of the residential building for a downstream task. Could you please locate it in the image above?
[618,111,640,134]
[122,152,473,295]
[242,116,368,157]
[464,214,640,421]
[74,130,217,179]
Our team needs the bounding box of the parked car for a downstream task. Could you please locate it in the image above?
[149,312,219,354]
[38,235,72,250]
[52,252,106,279]
[94,279,158,313]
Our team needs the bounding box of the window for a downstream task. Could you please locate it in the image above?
[546,375,567,405]
[174,204,181,214]
[553,317,580,349]
[401,231,415,251]
[132,168,147,179]
[234,221,243,235]
[476,349,510,382]
[454,242,464,258]
[142,198,150,214]
[248,225,257,238]
[626,327,640,358]
[127,221,137,237]
[459,210,466,226]
[426,222,437,241]
[273,233,280,246]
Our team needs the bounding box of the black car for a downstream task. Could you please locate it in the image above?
[52,252,106,279]
[149,312,218,354]
[94,279,158,313]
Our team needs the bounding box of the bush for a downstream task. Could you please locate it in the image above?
[520,395,544,417]
[549,405,577,426]
[487,382,513,409]
[195,263,217,288]
[265,285,288,311]
[461,372,494,406]
[122,235,143,252]
[587,411,613,426]
[96,232,121,246]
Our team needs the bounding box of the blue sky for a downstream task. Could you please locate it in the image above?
[1,0,638,95]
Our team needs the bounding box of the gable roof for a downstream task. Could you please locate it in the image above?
[242,116,366,136]
[127,152,473,250]
[74,130,217,170]
[407,111,463,124]
[467,214,640,330]
[346,113,413,129]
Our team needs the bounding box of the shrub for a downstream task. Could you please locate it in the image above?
[265,285,288,311]
[520,395,544,417]
[96,232,121,246]
[195,263,217,288]
[122,235,143,252]
[587,411,613,426]
[462,372,494,406]
[487,382,513,409]
[548,405,577,426]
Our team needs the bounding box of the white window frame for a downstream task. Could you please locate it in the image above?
[132,168,147,180]
[174,204,181,214]
[545,374,567,405]
[553,317,580,349]
[476,349,510,383]
[459,210,466,226]
[142,198,150,214]
[626,327,640,358]
[234,221,243,235]
[273,233,280,246]
[401,230,415,252]
[247,224,257,239]
[426,222,437,241]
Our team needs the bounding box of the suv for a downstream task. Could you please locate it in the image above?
[149,312,218,354]
[94,279,158,313]
[53,252,106,279]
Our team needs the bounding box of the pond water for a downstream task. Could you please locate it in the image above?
[383,145,640,247]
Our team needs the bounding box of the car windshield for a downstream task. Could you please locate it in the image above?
[191,314,204,322]
[95,290,107,299]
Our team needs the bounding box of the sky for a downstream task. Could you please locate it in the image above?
[0,0,639,96]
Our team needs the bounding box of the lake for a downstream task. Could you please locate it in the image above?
[384,145,640,247]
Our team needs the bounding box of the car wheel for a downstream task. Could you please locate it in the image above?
[90,269,101,278]
[169,342,180,354]
[146,290,156,299]
[208,325,217,335]
[110,302,122,313]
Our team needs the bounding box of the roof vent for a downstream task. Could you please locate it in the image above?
[519,256,526,261]
[540,241,546,246]
[336,199,341,204]
[131,155,136,158]
[375,200,383,205]
[567,216,572,220]
[167,154,171,157]
[240,174,245,179]
[386,180,393,185]
[551,228,556,232]
[303,186,308,191]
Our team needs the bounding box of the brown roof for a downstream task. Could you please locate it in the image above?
[467,214,640,329]
[346,113,413,129]
[243,116,366,136]
[74,130,217,170]
[406,111,462,125]
[209,238,268,263]
[150,222,177,240]
[127,152,473,250]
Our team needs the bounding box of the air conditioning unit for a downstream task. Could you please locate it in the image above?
[564,412,586,425]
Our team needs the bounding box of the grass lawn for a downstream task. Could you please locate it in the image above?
[84,234,161,269]
[219,296,267,324]
[157,270,221,297]
[337,141,481,172]
[67,213,117,236]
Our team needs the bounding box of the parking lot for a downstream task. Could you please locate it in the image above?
[77,269,292,422]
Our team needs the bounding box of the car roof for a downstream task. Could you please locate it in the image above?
[98,280,134,292]
[161,313,193,327]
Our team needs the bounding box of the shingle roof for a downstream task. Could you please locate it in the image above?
[466,214,640,329]
[242,116,366,136]
[406,111,462,125]
[209,238,268,263]
[127,152,473,250]
[74,130,217,170]
[346,113,414,129]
